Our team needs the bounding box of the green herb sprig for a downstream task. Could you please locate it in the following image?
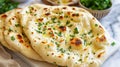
[0,0,19,14]
[80,0,112,10]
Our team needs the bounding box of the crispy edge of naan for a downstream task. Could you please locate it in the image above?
[0,12,16,51]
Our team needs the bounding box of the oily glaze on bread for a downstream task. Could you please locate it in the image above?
[20,4,110,67]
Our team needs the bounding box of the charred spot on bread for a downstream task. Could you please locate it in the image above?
[70,38,82,46]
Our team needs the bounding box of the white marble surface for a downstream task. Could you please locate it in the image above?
[101,0,120,67]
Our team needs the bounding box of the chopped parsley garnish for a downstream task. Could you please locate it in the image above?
[97,33,99,35]
[47,54,49,56]
[35,30,42,33]
[111,42,116,46]
[34,14,37,16]
[84,40,87,45]
[59,48,65,53]
[11,36,15,41]
[43,28,46,31]
[53,27,56,30]
[68,56,70,59]
[76,13,79,16]
[78,59,82,62]
[38,23,42,27]
[0,0,19,14]
[88,30,92,34]
[59,12,63,14]
[66,21,70,25]
[15,24,20,27]
[47,45,50,48]
[69,35,75,37]
[68,46,72,51]
[57,20,61,25]
[38,27,41,30]
[80,0,112,10]
[55,42,60,47]
[55,32,62,37]
[68,24,73,27]
[51,17,56,23]
[8,28,12,32]
[95,24,98,27]
[65,15,68,18]
[74,27,79,34]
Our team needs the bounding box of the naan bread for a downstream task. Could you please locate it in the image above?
[20,4,112,67]
[2,9,43,61]
[0,12,16,51]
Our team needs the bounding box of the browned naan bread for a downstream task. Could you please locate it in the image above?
[0,9,43,61]
[20,4,113,67]
[0,4,117,67]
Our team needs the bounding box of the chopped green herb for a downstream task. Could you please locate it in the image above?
[81,33,86,37]
[53,27,56,30]
[26,11,29,13]
[38,27,41,30]
[76,13,79,16]
[74,27,79,34]
[47,45,50,48]
[88,30,92,34]
[51,17,56,23]
[15,24,20,27]
[59,48,65,53]
[43,28,46,31]
[78,59,82,62]
[67,53,70,55]
[84,40,87,45]
[95,24,98,27]
[88,42,92,45]
[58,32,62,37]
[51,40,54,43]
[42,32,46,34]
[91,35,94,38]
[57,20,61,25]
[66,21,70,25]
[11,36,15,41]
[111,42,116,46]
[65,15,68,18]
[53,62,56,64]
[47,54,49,56]
[69,35,75,37]
[80,0,112,10]
[0,0,19,14]
[35,30,42,33]
[55,42,60,47]
[71,18,73,20]
[68,24,73,27]
[59,12,63,14]
[55,32,62,37]
[8,28,12,32]
[34,14,37,16]
[68,56,70,59]
[97,33,99,35]
[68,46,72,51]
[38,23,42,27]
